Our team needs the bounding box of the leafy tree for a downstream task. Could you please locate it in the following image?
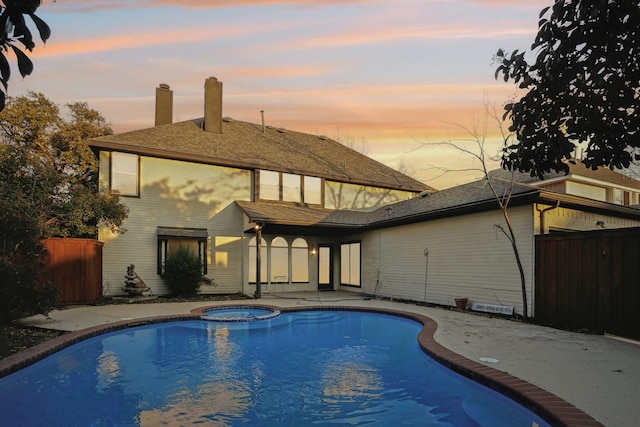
[0,93,127,322]
[495,0,640,178]
[0,143,57,323]
[0,92,128,237]
[0,0,50,110]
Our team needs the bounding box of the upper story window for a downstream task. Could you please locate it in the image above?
[282,173,301,202]
[111,152,139,196]
[607,187,639,206]
[259,170,280,201]
[258,170,323,205]
[304,176,322,205]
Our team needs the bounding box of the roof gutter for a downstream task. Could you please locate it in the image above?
[366,189,541,230]
[536,190,640,220]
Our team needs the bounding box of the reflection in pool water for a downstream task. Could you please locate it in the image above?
[0,310,550,426]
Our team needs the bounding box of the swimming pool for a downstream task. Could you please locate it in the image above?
[0,309,551,426]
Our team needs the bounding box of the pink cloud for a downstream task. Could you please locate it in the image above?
[41,0,376,12]
[277,23,535,52]
[467,0,548,6]
[28,24,275,58]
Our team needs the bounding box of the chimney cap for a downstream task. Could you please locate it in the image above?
[158,83,171,90]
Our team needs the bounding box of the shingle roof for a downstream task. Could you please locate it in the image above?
[90,118,431,193]
[236,176,539,231]
[235,200,369,228]
[237,172,640,233]
[365,176,538,225]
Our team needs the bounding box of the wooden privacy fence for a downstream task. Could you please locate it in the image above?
[535,227,640,340]
[43,238,104,304]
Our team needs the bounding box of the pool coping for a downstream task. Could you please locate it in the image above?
[1,304,603,427]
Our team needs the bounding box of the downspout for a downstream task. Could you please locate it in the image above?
[374,230,382,298]
[423,248,429,303]
[537,201,560,235]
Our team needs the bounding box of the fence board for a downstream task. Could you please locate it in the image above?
[43,238,104,304]
[535,228,640,340]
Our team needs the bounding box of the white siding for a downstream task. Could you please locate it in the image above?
[359,206,535,316]
[537,204,640,233]
[209,203,247,294]
[361,232,379,294]
[99,155,251,296]
[565,181,607,201]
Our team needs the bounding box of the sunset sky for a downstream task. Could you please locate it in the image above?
[12,0,550,189]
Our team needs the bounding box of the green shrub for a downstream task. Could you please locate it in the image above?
[0,190,59,324]
[161,246,206,296]
[0,241,58,324]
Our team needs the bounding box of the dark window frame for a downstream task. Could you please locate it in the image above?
[257,169,324,206]
[110,151,140,198]
[157,227,208,275]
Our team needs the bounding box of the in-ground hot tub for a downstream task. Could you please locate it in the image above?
[200,305,281,322]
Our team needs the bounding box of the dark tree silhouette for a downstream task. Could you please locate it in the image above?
[495,0,640,178]
[0,0,50,110]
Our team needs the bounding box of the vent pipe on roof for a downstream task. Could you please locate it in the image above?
[261,110,265,133]
[204,77,223,134]
[155,83,173,127]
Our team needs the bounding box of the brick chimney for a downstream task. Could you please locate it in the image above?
[204,77,223,133]
[154,83,173,126]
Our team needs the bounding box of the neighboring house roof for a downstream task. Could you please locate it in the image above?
[90,118,430,193]
[238,172,640,235]
[493,161,640,191]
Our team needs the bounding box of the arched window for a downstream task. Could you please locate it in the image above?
[270,237,289,283]
[248,236,267,283]
[291,238,309,283]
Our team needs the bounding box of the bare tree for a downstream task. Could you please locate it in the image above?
[326,133,417,210]
[414,110,529,318]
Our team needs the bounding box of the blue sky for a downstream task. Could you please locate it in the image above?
[12,0,549,188]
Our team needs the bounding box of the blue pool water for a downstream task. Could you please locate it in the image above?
[0,310,550,426]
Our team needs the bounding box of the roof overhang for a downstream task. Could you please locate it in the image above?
[235,189,640,236]
[236,201,368,236]
[157,226,208,239]
[536,191,640,220]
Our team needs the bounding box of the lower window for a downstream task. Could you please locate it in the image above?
[340,242,361,287]
[157,227,208,275]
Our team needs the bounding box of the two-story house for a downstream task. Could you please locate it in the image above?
[91,77,640,318]
[90,77,430,297]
